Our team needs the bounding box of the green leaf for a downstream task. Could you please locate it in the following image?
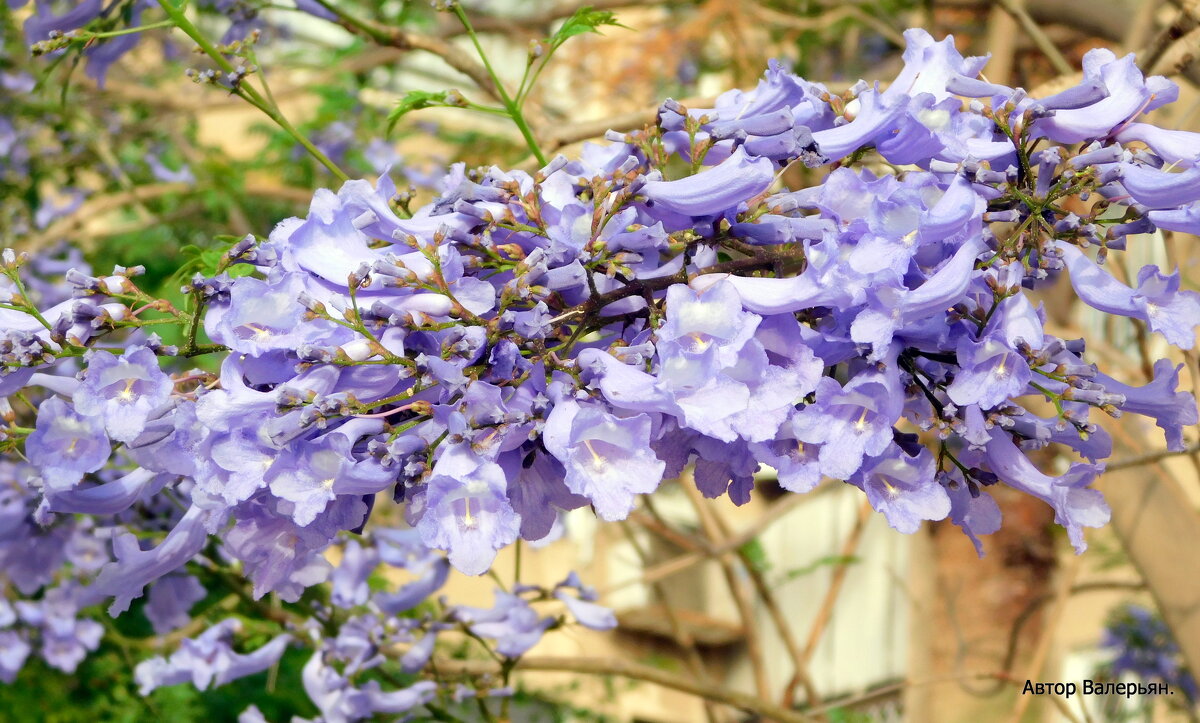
[739,538,771,574]
[169,235,255,287]
[546,6,629,51]
[386,90,453,136]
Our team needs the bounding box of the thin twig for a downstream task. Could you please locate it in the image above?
[617,520,720,723]
[1124,0,1163,53]
[988,581,1148,695]
[599,488,816,596]
[749,3,906,47]
[312,0,501,103]
[16,182,315,252]
[1107,441,1200,470]
[805,671,1010,717]
[799,498,872,668]
[676,479,772,703]
[433,655,816,723]
[17,183,189,251]
[992,0,1074,76]
[709,500,822,710]
[1139,1,1200,73]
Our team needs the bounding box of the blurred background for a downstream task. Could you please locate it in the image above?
[3,0,1200,721]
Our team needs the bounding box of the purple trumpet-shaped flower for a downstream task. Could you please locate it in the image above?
[74,345,172,443]
[399,630,438,673]
[266,433,393,527]
[792,373,904,480]
[0,630,30,683]
[658,280,760,368]
[206,271,351,356]
[24,396,110,493]
[544,401,665,521]
[1056,243,1200,349]
[641,147,775,217]
[452,591,554,658]
[850,235,987,358]
[23,0,102,43]
[1115,162,1200,209]
[882,29,990,103]
[1116,123,1200,168]
[504,453,588,542]
[301,650,438,722]
[1094,359,1198,451]
[945,473,1003,557]
[1030,50,1175,143]
[330,539,380,609]
[222,496,351,602]
[135,619,292,694]
[984,428,1109,553]
[374,529,451,614]
[810,89,907,162]
[416,446,521,576]
[850,445,950,534]
[16,586,103,674]
[1148,202,1200,234]
[87,505,210,615]
[553,572,617,630]
[947,337,1032,410]
[46,466,161,516]
[751,430,823,494]
[145,573,207,635]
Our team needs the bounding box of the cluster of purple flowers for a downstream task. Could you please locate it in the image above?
[1099,605,1197,702]
[2,27,1200,716]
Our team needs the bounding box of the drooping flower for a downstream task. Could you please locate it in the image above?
[416,446,521,575]
[74,345,173,443]
[544,401,665,521]
[24,396,110,493]
[850,444,950,533]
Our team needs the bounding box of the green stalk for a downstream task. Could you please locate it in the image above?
[87,20,176,39]
[452,5,548,166]
[155,0,349,182]
[3,272,52,330]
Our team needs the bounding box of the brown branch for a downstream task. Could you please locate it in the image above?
[1124,0,1164,53]
[439,0,683,38]
[1102,421,1200,677]
[805,671,1011,717]
[993,580,1148,691]
[545,108,673,151]
[15,181,315,252]
[433,655,816,723]
[748,3,906,47]
[542,82,848,152]
[17,183,191,252]
[576,247,804,318]
[628,509,713,554]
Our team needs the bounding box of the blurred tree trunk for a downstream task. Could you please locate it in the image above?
[906,490,1057,721]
